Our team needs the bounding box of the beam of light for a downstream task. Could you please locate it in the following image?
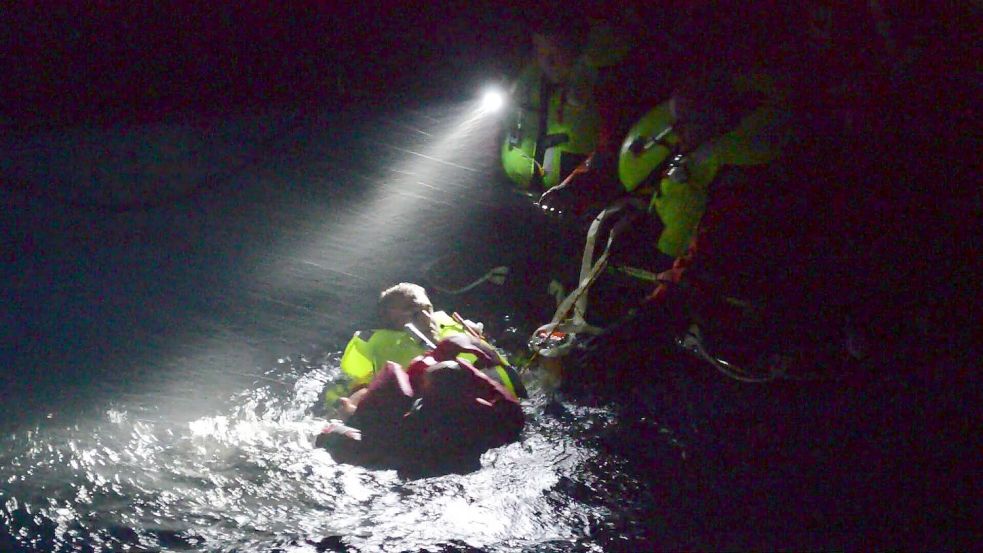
[123,98,503,407]
[274,96,503,302]
[123,96,504,425]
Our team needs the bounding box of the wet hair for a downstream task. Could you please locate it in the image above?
[378,283,432,327]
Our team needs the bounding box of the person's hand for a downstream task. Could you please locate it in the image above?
[337,397,358,419]
[536,152,620,218]
[336,387,369,420]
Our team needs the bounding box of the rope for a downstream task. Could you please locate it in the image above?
[423,259,510,295]
[677,325,781,383]
[529,197,645,357]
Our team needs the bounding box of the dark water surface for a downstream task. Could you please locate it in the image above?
[1,101,976,551]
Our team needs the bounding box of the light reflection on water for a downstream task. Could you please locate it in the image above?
[0,353,637,552]
[0,98,672,552]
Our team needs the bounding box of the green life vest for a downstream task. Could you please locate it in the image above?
[651,101,790,257]
[617,70,791,258]
[501,64,599,190]
[617,102,680,192]
[327,311,520,404]
[502,26,628,191]
[650,153,713,258]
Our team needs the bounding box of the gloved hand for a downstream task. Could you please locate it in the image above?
[536,151,621,218]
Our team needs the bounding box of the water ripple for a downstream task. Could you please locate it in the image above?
[0,353,650,552]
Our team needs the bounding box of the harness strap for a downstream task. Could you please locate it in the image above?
[530,197,645,356]
[646,237,697,304]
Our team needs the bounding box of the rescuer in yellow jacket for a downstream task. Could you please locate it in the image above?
[541,67,791,264]
[529,66,793,370]
[501,17,629,192]
[626,70,792,260]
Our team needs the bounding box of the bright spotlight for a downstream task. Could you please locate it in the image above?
[480,88,505,113]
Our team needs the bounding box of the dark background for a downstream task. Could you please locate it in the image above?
[2,3,532,127]
[2,2,978,135]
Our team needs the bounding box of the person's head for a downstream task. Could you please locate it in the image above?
[378,282,437,340]
[530,13,588,84]
[533,32,578,84]
[669,69,755,151]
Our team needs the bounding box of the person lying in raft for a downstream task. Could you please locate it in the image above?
[317,333,526,476]
[323,282,526,416]
[317,283,527,475]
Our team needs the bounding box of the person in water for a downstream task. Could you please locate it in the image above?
[320,333,526,476]
[325,283,525,417]
[319,283,526,475]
